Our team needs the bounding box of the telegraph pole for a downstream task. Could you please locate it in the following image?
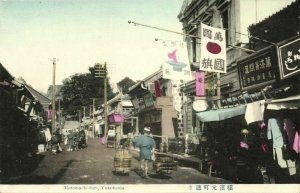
[92,98,95,138]
[51,58,57,135]
[58,99,61,128]
[94,63,108,136]
[83,106,86,118]
[78,110,81,123]
[104,62,108,136]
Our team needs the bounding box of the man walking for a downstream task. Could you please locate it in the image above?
[132,127,156,178]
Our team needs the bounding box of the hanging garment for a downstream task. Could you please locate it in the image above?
[273,148,296,175]
[258,121,266,129]
[293,131,300,153]
[283,119,296,150]
[267,118,284,148]
[261,144,267,152]
[245,101,265,124]
[44,128,52,142]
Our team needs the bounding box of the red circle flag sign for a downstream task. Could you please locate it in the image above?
[206,42,222,54]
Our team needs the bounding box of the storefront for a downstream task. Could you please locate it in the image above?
[263,95,300,183]
[194,36,300,181]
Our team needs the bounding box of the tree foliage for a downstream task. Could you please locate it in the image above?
[60,67,115,115]
[117,77,136,93]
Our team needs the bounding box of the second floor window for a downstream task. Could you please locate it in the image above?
[192,37,197,62]
[220,8,229,45]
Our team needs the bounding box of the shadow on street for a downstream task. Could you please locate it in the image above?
[4,160,74,184]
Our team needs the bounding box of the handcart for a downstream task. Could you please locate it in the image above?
[153,153,177,174]
[114,149,132,175]
[106,129,115,148]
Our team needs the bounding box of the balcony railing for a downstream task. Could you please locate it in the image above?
[108,107,134,115]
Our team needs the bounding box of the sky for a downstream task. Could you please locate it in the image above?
[0,0,295,93]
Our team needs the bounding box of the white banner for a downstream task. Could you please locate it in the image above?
[171,80,183,112]
[200,23,226,73]
[162,43,193,81]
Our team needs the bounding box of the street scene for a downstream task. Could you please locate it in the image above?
[1,0,300,191]
[3,121,230,185]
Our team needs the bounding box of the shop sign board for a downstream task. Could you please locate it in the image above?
[108,114,124,123]
[143,93,155,107]
[278,37,300,79]
[238,49,276,90]
[131,97,140,110]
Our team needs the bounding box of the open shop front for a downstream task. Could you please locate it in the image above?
[263,95,300,183]
[196,105,264,183]
[197,97,300,183]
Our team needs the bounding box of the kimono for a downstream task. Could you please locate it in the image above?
[132,134,156,160]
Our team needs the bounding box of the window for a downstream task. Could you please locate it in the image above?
[216,0,230,46]
[192,37,197,62]
[220,8,229,44]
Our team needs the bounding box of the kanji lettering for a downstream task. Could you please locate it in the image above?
[214,59,225,71]
[265,56,272,68]
[214,32,223,41]
[203,28,212,39]
[201,58,213,69]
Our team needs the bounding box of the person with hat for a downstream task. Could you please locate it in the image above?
[132,127,156,178]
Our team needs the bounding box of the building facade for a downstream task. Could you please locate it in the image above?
[177,0,300,183]
[127,68,181,145]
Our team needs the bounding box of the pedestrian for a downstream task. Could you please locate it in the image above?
[67,130,75,151]
[51,129,62,154]
[115,125,122,148]
[43,125,52,150]
[132,127,156,178]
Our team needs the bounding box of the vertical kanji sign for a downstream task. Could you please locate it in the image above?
[200,23,226,73]
[195,71,205,96]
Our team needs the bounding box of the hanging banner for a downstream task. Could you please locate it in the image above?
[47,110,53,119]
[200,23,226,73]
[171,80,183,112]
[195,71,205,96]
[154,80,161,97]
[108,114,124,123]
[162,42,193,81]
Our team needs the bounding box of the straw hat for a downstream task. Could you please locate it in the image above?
[144,127,150,132]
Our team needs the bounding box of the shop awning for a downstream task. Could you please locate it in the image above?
[196,105,246,122]
[266,94,300,110]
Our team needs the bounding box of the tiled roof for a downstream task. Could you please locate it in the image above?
[24,84,51,107]
[249,0,298,29]
[0,63,13,82]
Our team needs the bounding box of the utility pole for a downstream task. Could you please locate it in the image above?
[94,63,108,136]
[51,58,57,135]
[58,99,61,129]
[104,62,108,137]
[92,98,95,138]
[217,73,221,108]
[78,110,81,123]
[83,106,86,118]
[89,105,92,117]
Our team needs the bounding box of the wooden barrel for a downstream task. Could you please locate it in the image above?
[114,149,132,173]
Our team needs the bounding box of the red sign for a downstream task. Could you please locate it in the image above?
[47,110,53,119]
[108,114,124,123]
[195,71,205,96]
